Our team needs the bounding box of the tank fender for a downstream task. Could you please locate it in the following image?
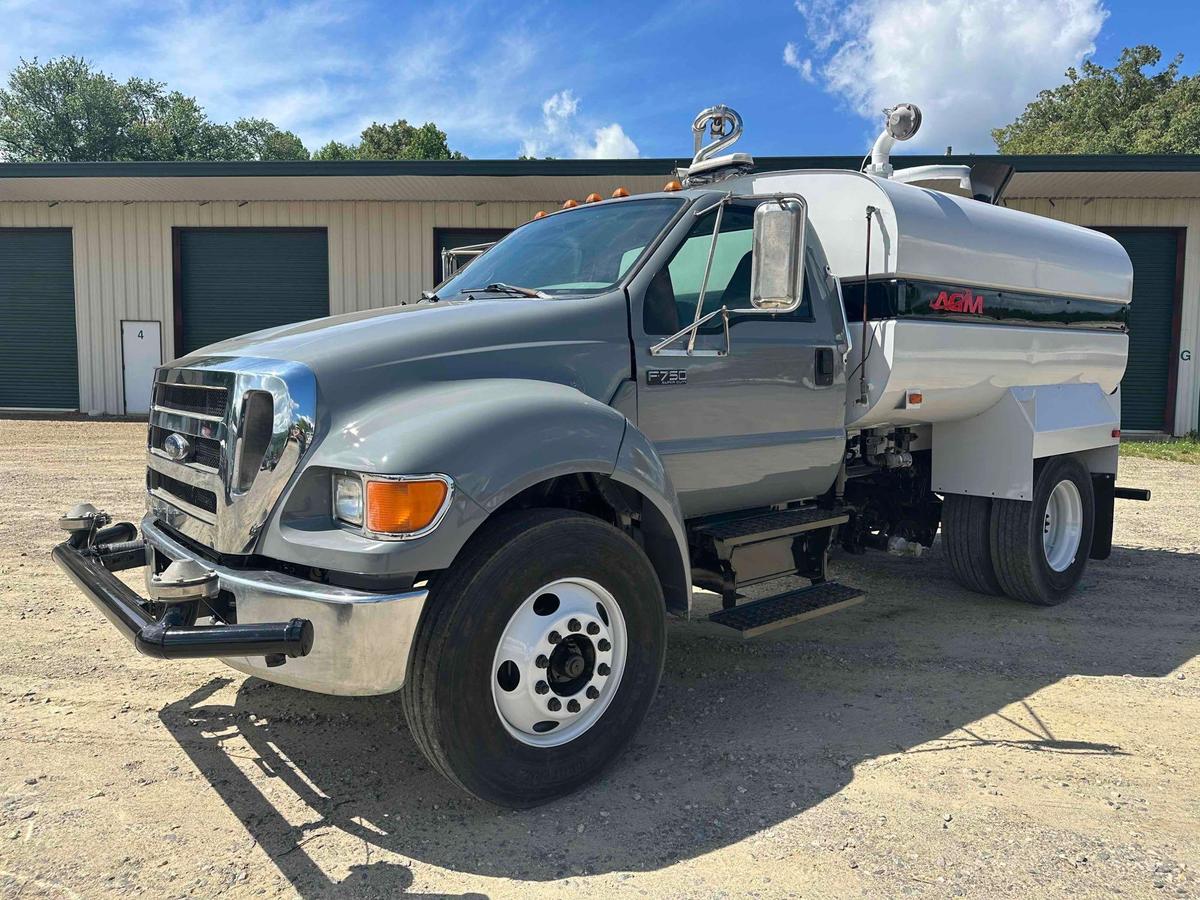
[931,383,1120,502]
[613,423,692,618]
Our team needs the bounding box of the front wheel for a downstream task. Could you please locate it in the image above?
[401,509,667,807]
[990,455,1095,606]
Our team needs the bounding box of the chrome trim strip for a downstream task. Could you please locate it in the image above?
[154,381,226,392]
[149,447,218,474]
[146,451,221,490]
[152,403,224,423]
[148,489,217,525]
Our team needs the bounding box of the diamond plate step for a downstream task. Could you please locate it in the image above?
[709,581,865,638]
[695,506,849,548]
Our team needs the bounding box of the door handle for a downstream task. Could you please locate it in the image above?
[815,347,836,386]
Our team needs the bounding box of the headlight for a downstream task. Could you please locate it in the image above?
[333,474,364,526]
[331,472,453,540]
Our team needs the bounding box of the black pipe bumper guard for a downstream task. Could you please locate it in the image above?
[52,506,313,663]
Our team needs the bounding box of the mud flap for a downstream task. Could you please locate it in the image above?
[1090,473,1115,561]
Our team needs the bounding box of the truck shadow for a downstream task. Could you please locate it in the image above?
[158,543,1198,896]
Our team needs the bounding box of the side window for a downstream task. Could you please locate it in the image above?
[642,203,813,335]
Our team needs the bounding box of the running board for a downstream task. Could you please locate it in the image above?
[694,505,849,549]
[708,582,865,638]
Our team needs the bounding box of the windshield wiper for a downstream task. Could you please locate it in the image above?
[465,282,555,299]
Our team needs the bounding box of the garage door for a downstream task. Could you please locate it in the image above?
[177,229,329,356]
[0,229,78,409]
[434,228,512,283]
[1102,229,1181,432]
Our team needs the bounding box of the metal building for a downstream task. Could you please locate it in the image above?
[0,155,1196,435]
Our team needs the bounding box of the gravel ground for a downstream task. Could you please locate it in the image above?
[1,418,1197,900]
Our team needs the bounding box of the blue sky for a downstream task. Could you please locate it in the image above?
[1,0,1197,160]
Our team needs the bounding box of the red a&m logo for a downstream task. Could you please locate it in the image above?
[931,289,984,315]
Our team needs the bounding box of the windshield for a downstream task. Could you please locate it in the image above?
[436,197,686,298]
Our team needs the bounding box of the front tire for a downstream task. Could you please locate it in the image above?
[401,509,667,807]
[990,456,1095,606]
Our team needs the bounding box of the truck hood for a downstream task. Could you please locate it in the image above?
[172,293,632,414]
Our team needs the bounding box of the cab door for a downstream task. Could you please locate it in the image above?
[629,199,847,519]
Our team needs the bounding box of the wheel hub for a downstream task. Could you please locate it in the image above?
[548,634,594,694]
[491,577,627,748]
[1042,478,1083,572]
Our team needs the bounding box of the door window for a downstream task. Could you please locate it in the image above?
[643,203,813,335]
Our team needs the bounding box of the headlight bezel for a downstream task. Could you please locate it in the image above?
[330,471,455,541]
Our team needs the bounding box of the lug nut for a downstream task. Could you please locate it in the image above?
[548,631,562,644]
[567,699,580,713]
[586,686,599,699]
[535,680,549,695]
[597,663,611,676]
[568,618,581,632]
[597,639,611,652]
[547,697,562,711]
[535,654,549,668]
[586,622,600,635]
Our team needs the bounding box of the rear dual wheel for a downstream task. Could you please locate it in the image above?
[401,509,666,807]
[942,455,1095,606]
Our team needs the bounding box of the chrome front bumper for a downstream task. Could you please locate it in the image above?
[142,516,427,696]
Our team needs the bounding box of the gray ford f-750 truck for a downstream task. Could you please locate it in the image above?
[55,106,1146,806]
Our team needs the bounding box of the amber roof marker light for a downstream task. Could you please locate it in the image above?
[584,192,602,203]
[611,187,630,198]
[533,210,548,219]
[663,179,682,192]
[562,198,579,209]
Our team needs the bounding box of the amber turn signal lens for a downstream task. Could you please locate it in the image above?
[611,187,630,198]
[663,179,682,192]
[365,479,449,535]
[584,192,602,203]
[533,210,548,219]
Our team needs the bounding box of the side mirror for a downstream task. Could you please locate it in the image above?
[750,198,806,312]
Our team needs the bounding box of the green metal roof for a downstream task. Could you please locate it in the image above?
[1,154,1199,179]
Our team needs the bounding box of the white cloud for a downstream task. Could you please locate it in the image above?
[542,90,580,131]
[790,0,1108,151]
[573,123,639,159]
[0,1,642,158]
[782,41,815,82]
[522,90,639,159]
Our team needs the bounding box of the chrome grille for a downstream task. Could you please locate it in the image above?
[146,359,316,554]
[149,425,222,469]
[154,382,229,418]
[148,470,218,514]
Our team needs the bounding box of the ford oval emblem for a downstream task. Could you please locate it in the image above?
[163,432,192,462]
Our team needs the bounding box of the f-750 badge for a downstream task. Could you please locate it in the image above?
[646,369,687,386]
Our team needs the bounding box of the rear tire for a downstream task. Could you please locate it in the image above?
[401,509,667,807]
[990,456,1095,606]
[941,493,1003,596]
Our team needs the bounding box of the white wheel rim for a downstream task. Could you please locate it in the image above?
[490,577,627,748]
[1043,479,1083,572]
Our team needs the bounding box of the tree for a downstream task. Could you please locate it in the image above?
[0,57,133,160]
[356,119,465,160]
[231,118,309,161]
[0,56,308,161]
[312,140,358,161]
[311,120,466,161]
[993,45,1200,154]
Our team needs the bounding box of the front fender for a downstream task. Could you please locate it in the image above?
[613,424,692,617]
[261,379,632,576]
